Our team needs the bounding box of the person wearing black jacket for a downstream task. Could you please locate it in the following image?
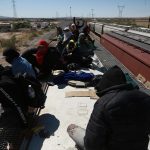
[67,65,150,150]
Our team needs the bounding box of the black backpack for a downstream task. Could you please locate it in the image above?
[14,74,46,108]
[0,75,28,126]
[0,74,46,126]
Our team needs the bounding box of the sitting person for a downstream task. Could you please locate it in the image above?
[62,27,74,48]
[82,21,94,44]
[61,40,81,65]
[73,17,85,31]
[22,39,61,78]
[70,23,79,42]
[61,40,93,70]
[56,26,64,43]
[56,26,64,54]
[3,48,36,78]
[77,33,94,57]
[67,65,150,150]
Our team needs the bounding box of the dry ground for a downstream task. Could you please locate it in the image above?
[0,29,57,66]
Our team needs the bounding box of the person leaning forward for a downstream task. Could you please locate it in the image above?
[3,47,36,78]
[22,39,61,79]
[67,65,150,150]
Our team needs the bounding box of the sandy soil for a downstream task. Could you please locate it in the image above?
[0,29,57,66]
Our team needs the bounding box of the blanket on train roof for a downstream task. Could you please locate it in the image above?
[53,71,95,85]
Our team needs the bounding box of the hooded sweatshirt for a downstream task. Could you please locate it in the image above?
[36,40,49,65]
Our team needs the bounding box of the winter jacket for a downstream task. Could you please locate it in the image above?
[84,66,150,150]
[12,56,36,78]
[22,47,61,74]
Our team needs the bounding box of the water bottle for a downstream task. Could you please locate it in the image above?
[0,103,4,117]
[28,85,35,98]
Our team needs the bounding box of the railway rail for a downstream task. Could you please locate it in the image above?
[89,22,150,38]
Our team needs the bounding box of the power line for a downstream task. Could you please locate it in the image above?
[118,5,125,18]
[12,0,17,18]
[91,9,94,18]
[70,6,72,18]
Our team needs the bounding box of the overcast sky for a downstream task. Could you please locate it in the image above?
[0,0,150,18]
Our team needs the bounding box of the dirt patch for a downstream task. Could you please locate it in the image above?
[0,30,45,52]
[0,29,57,66]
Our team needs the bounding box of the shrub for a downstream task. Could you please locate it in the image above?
[0,35,16,49]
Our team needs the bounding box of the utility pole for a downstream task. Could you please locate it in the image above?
[118,5,125,18]
[56,11,59,18]
[70,6,72,18]
[12,0,17,18]
[91,9,94,19]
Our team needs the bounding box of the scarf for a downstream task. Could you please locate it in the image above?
[63,31,73,42]
[36,40,49,65]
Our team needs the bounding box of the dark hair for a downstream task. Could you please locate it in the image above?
[3,48,19,58]
[3,48,19,63]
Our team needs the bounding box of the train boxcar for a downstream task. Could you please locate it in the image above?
[94,23,104,35]
[89,22,130,35]
[89,22,150,38]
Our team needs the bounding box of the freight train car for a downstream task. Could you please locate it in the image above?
[89,22,150,37]
[89,22,130,35]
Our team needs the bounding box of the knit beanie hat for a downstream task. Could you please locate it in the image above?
[36,40,49,65]
[95,65,126,92]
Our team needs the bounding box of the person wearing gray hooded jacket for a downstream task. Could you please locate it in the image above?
[67,65,150,150]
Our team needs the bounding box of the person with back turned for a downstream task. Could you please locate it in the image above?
[3,47,36,78]
[67,65,150,150]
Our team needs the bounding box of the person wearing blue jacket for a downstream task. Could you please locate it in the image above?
[3,48,36,78]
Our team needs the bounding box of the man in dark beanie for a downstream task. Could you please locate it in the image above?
[3,48,36,78]
[67,65,150,150]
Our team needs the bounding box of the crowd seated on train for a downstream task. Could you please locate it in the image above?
[54,19,96,72]
[55,18,95,56]
[0,19,95,128]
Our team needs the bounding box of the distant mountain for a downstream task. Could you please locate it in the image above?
[0,16,11,18]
